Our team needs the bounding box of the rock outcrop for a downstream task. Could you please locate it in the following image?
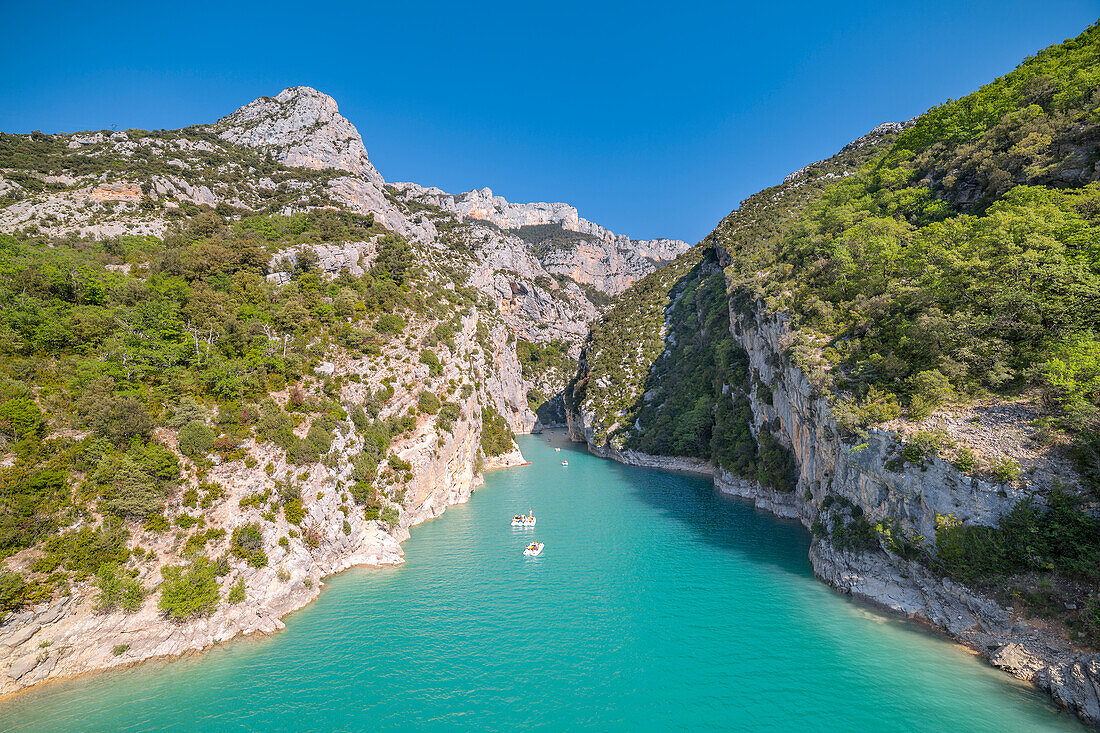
[215,86,384,184]
[394,182,690,294]
[566,279,1100,726]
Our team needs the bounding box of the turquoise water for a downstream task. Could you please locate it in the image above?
[0,432,1083,731]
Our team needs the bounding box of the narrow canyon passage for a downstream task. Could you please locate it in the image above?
[0,432,1082,732]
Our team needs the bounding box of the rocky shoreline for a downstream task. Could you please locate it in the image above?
[0,443,528,701]
[568,438,1100,727]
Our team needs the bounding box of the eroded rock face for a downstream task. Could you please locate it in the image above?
[565,242,1100,725]
[394,182,690,295]
[0,84,687,699]
[215,86,384,184]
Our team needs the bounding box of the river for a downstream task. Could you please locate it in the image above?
[0,431,1083,731]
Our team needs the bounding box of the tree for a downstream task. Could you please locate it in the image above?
[95,454,164,518]
[231,523,268,567]
[178,420,216,457]
[158,557,220,621]
[95,562,145,613]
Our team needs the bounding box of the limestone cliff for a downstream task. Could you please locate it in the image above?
[394,182,690,295]
[0,86,613,696]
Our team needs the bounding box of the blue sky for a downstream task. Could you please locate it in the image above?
[2,2,1097,242]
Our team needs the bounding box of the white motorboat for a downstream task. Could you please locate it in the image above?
[555,447,560,452]
[511,513,536,527]
[561,460,568,466]
[523,542,544,557]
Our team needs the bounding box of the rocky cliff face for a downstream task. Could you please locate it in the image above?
[565,264,1100,726]
[0,86,627,695]
[394,182,690,294]
[215,86,384,184]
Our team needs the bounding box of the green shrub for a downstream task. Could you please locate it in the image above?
[907,370,953,420]
[38,522,130,579]
[158,557,220,621]
[256,401,295,448]
[437,402,461,433]
[226,577,246,604]
[0,571,32,614]
[231,523,268,568]
[167,397,208,429]
[418,391,440,415]
[305,422,333,455]
[111,644,130,656]
[387,454,411,472]
[419,350,443,377]
[143,513,170,532]
[284,496,305,524]
[934,490,1100,585]
[757,431,797,492]
[178,421,216,457]
[480,405,514,457]
[0,397,44,440]
[380,505,399,529]
[95,454,165,518]
[990,457,1021,483]
[831,515,879,552]
[375,313,405,335]
[95,562,145,613]
[953,447,979,473]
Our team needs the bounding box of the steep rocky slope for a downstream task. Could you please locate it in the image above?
[569,25,1100,726]
[0,86,683,694]
[394,182,689,295]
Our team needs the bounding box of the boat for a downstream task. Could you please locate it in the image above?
[523,542,544,557]
[561,460,568,466]
[511,512,536,527]
[555,447,560,452]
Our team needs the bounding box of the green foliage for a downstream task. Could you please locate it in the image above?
[231,522,268,568]
[515,339,576,385]
[480,405,514,457]
[177,420,215,457]
[756,431,797,492]
[375,313,405,335]
[305,422,333,456]
[707,25,1100,480]
[370,235,414,286]
[954,447,979,474]
[284,497,305,525]
[380,505,399,529]
[437,401,461,433]
[418,391,440,415]
[226,576,246,604]
[158,556,220,621]
[830,515,879,553]
[94,453,165,519]
[0,396,44,440]
[419,349,443,377]
[934,490,1100,586]
[95,562,145,613]
[569,246,706,440]
[166,397,208,429]
[989,457,1022,483]
[37,522,130,578]
[0,570,43,614]
[907,369,954,420]
[833,387,901,438]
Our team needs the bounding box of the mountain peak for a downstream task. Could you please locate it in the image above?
[214,86,383,184]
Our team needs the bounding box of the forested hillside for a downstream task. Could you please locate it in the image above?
[570,22,1100,660]
[0,85,666,689]
[716,23,1100,484]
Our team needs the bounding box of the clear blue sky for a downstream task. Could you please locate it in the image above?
[2,2,1097,242]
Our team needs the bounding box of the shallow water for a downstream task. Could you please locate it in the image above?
[0,431,1083,731]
